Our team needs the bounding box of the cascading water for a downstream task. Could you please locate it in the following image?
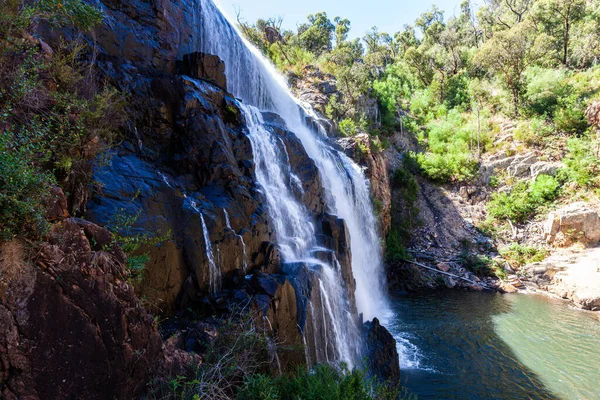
[194,0,390,365]
[188,197,222,295]
[197,0,388,321]
[223,208,248,273]
[239,103,359,364]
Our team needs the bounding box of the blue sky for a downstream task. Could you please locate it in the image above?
[215,0,469,39]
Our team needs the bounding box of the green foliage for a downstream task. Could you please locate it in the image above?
[0,0,117,241]
[444,72,471,110]
[239,374,279,400]
[387,159,420,262]
[488,175,560,223]
[0,129,55,240]
[500,243,549,267]
[560,136,600,187]
[553,93,589,134]
[25,0,104,31]
[238,364,411,400]
[338,118,358,136]
[386,228,411,262]
[372,63,417,129]
[459,252,494,276]
[417,152,479,183]
[523,67,570,117]
[513,117,554,147]
[298,12,335,55]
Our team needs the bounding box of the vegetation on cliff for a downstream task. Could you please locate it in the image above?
[0,0,125,240]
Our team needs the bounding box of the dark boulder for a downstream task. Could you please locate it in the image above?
[364,317,400,387]
[176,52,227,89]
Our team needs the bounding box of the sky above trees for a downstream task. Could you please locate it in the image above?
[216,0,467,39]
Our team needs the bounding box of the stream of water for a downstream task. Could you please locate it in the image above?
[388,291,600,400]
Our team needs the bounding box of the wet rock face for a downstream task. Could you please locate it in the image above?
[0,222,161,400]
[176,52,227,89]
[86,75,274,303]
[90,0,208,72]
[263,115,326,215]
[320,214,356,312]
[83,47,334,317]
[364,318,400,387]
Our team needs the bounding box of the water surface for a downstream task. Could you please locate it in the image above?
[388,291,600,400]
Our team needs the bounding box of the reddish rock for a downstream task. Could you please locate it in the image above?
[0,224,162,400]
[42,186,69,221]
[437,262,452,272]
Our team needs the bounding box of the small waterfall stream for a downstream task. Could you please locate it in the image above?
[194,0,390,366]
[187,197,222,296]
[223,208,248,273]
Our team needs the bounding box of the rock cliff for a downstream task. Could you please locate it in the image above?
[0,0,402,396]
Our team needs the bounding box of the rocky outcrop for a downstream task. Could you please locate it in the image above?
[482,152,563,181]
[289,65,337,117]
[522,246,600,311]
[176,52,227,89]
[0,194,161,399]
[364,318,400,387]
[545,202,600,245]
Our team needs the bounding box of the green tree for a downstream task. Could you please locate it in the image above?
[298,12,335,55]
[334,16,351,47]
[475,21,552,115]
[533,0,587,66]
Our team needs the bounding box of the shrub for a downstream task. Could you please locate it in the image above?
[238,364,410,400]
[457,239,504,278]
[529,174,560,203]
[150,309,272,400]
[487,175,560,223]
[443,72,471,111]
[386,228,411,262]
[513,117,554,147]
[387,159,420,261]
[24,0,104,31]
[0,129,55,240]
[338,118,358,136]
[417,152,479,183]
[523,67,569,117]
[554,94,589,134]
[560,136,600,187]
[500,243,549,267]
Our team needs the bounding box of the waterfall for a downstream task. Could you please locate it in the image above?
[198,0,388,321]
[239,103,359,365]
[194,0,390,364]
[187,197,222,295]
[223,208,248,273]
